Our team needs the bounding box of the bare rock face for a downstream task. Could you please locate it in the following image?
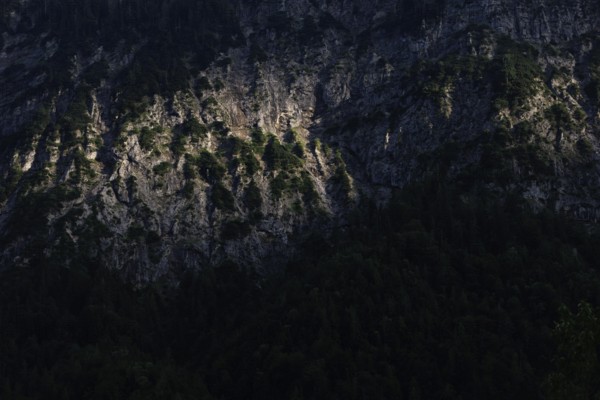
[0,0,600,282]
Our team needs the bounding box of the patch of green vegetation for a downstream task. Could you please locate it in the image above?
[196,76,212,92]
[291,199,303,213]
[510,144,553,175]
[20,166,51,193]
[90,135,103,149]
[492,36,543,110]
[545,103,573,130]
[54,207,85,235]
[270,173,289,200]
[113,129,128,151]
[213,79,225,91]
[181,117,208,143]
[312,138,322,153]
[184,150,227,184]
[418,55,489,104]
[322,142,333,158]
[72,150,96,181]
[263,135,302,171]
[171,132,188,156]
[331,150,352,195]
[268,169,319,206]
[513,121,536,142]
[251,127,267,152]
[62,209,112,259]
[424,128,552,187]
[125,222,161,252]
[7,184,82,237]
[21,103,51,150]
[573,107,587,123]
[183,155,199,180]
[172,118,207,155]
[59,87,92,147]
[240,151,260,175]
[244,180,263,210]
[230,138,260,175]
[153,162,172,176]
[210,121,229,136]
[182,181,195,199]
[545,103,573,149]
[139,126,160,151]
[212,182,235,211]
[116,45,191,119]
[196,150,226,183]
[292,141,305,158]
[202,97,218,109]
[576,138,594,158]
[332,166,352,195]
[83,213,111,240]
[299,172,319,204]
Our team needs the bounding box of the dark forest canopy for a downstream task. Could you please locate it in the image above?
[2,181,600,399]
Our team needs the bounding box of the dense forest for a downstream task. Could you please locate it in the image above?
[2,179,600,399]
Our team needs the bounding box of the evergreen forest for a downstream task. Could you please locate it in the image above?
[2,180,600,399]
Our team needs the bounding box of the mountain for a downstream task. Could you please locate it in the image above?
[2,1,600,398]
[1,0,600,281]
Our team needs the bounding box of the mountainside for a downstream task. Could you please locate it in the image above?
[4,1,600,399]
[1,0,600,281]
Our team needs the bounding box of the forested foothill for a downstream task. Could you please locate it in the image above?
[2,178,600,399]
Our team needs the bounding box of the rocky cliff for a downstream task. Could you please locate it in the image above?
[1,0,599,282]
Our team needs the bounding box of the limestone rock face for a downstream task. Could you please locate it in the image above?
[1,0,600,282]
